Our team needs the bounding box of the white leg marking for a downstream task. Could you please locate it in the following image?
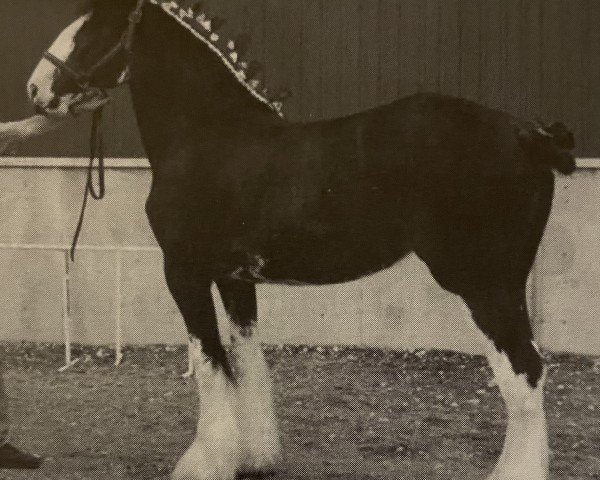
[485,341,549,480]
[231,328,281,474]
[172,338,241,480]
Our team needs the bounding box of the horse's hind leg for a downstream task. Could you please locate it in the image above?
[463,287,548,480]
[216,279,281,476]
[163,260,241,480]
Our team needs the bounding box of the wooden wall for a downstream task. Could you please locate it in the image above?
[1,0,599,157]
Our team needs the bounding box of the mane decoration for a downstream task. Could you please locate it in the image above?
[148,0,286,117]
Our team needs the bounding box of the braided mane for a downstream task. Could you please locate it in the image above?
[148,0,285,118]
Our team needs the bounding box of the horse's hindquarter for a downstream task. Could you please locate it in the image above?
[368,94,557,290]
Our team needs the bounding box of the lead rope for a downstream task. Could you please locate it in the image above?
[70,106,106,261]
[68,0,144,261]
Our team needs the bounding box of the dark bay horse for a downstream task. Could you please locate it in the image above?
[27,1,575,479]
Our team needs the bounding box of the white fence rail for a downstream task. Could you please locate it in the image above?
[0,158,600,360]
[0,243,161,370]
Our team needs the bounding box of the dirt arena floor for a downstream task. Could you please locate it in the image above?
[0,342,598,480]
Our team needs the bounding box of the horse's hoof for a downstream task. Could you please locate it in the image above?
[486,467,548,480]
[172,441,239,480]
[236,467,276,479]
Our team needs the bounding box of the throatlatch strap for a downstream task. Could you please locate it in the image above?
[70,107,106,261]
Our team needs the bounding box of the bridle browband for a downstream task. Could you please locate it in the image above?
[43,0,146,261]
[42,0,145,93]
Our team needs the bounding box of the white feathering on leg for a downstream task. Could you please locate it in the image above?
[173,338,241,480]
[484,340,549,480]
[230,328,281,474]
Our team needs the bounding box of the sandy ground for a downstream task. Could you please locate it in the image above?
[0,342,598,480]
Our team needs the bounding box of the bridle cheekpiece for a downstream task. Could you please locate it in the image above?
[45,0,146,261]
[42,0,145,94]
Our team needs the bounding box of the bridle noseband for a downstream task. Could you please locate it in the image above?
[42,0,145,94]
[43,0,146,261]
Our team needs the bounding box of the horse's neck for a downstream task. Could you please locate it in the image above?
[130,5,283,167]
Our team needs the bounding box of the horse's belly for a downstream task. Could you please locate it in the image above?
[228,234,411,285]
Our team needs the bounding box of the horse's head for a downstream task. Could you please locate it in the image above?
[27,0,139,116]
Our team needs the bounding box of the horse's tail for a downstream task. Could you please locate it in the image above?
[517,121,576,175]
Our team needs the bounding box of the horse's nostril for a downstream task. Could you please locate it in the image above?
[47,96,60,110]
[29,84,38,99]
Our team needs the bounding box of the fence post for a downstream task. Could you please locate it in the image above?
[114,250,124,366]
[58,250,79,372]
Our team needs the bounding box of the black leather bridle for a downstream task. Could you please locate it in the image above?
[46,0,146,261]
[42,0,145,94]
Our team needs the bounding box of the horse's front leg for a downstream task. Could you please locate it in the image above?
[216,279,282,476]
[163,260,241,480]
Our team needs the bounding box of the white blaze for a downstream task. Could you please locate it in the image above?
[28,14,90,105]
[484,340,549,480]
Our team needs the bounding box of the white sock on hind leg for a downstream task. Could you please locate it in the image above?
[485,341,549,480]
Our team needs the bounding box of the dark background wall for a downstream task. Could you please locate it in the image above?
[0,1,599,354]
[1,0,599,157]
